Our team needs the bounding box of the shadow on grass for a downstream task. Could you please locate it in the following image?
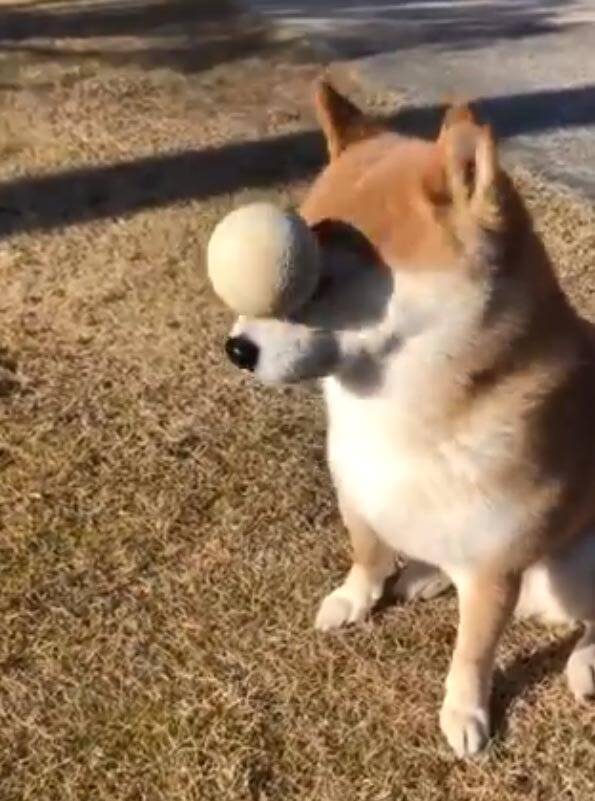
[0,0,282,75]
[0,0,578,71]
[1,82,595,240]
[492,631,579,741]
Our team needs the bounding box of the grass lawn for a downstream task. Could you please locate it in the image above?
[1,2,595,799]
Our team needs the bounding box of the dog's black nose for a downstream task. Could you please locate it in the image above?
[225,336,259,372]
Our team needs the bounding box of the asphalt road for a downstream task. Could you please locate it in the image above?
[245,0,595,197]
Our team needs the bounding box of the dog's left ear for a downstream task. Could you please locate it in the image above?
[314,79,383,161]
[434,102,501,229]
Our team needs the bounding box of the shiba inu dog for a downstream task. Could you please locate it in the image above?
[224,81,595,757]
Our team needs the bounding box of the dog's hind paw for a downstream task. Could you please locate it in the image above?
[566,640,595,701]
[393,560,452,602]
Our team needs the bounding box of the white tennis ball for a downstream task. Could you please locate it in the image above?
[207,202,320,317]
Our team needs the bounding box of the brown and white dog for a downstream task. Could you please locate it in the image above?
[225,81,595,757]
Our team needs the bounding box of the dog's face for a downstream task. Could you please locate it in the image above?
[226,82,518,389]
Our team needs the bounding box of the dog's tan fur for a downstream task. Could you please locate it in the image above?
[302,82,595,756]
[227,80,595,756]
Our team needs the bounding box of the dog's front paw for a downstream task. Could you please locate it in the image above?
[314,581,382,631]
[566,642,595,701]
[439,702,490,758]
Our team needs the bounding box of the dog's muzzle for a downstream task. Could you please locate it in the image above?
[225,335,259,372]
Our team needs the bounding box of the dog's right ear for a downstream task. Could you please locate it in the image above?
[314,79,382,161]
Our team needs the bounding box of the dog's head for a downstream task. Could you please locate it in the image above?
[225,81,530,391]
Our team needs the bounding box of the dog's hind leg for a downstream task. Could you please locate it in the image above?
[315,495,395,631]
[517,527,595,701]
[557,530,595,701]
[567,623,595,701]
[393,560,452,602]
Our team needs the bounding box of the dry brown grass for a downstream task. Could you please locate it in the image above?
[1,3,595,800]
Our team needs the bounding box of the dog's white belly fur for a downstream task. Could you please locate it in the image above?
[324,377,595,624]
[325,377,525,574]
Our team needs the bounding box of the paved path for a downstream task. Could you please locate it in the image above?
[245,1,595,197]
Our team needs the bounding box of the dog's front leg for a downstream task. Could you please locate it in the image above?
[440,570,520,758]
[315,494,395,631]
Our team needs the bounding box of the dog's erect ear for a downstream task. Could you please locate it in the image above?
[314,79,382,161]
[439,100,477,132]
[435,102,501,228]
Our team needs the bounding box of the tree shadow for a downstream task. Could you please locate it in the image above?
[0,0,283,76]
[1,82,594,240]
[0,0,580,76]
[1,0,233,38]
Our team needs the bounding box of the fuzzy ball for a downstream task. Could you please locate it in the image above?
[207,202,320,318]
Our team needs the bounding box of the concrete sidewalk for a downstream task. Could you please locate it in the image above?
[246,1,595,197]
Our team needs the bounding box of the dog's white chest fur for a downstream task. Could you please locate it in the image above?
[324,375,522,572]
